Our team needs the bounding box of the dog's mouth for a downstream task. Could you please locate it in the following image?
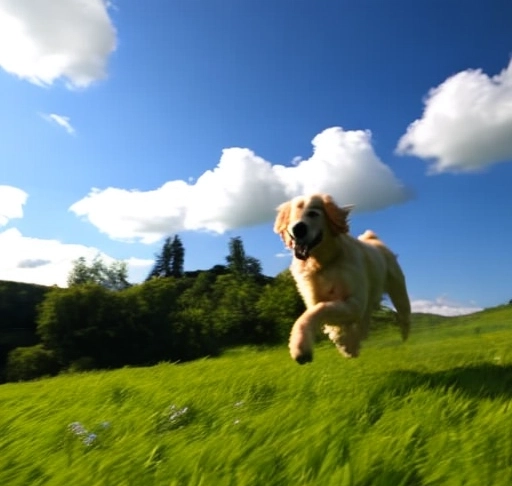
[291,232,323,260]
[294,243,310,260]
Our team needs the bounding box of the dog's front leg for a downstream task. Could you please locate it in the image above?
[289,299,361,364]
[289,311,317,364]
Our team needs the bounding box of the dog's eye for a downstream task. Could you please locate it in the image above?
[306,210,319,218]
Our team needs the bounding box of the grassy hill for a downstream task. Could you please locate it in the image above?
[415,304,510,323]
[1,305,512,485]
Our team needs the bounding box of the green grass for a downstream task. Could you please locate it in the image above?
[2,307,512,485]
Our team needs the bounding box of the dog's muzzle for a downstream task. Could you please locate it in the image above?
[289,223,323,260]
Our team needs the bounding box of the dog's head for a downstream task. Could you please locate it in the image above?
[274,194,353,260]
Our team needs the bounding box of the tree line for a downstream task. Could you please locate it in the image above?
[3,236,308,381]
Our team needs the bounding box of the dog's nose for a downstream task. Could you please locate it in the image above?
[292,222,308,239]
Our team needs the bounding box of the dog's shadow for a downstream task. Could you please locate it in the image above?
[379,363,512,401]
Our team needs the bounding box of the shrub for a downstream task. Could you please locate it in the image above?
[68,356,97,373]
[6,344,60,382]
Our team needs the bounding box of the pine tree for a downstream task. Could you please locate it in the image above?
[146,235,185,280]
[146,237,172,280]
[226,237,246,276]
[170,235,185,278]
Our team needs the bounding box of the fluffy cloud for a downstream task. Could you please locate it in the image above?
[397,59,512,173]
[0,0,116,88]
[70,127,410,243]
[410,297,483,316]
[41,113,76,134]
[275,251,292,258]
[0,228,153,287]
[0,185,28,226]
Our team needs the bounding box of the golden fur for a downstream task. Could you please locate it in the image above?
[274,194,411,364]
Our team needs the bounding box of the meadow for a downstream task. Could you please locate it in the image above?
[1,306,512,486]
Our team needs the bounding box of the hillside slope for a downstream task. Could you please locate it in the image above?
[2,308,512,486]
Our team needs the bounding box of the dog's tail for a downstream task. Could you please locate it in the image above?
[360,229,411,340]
[386,261,411,341]
[359,229,379,241]
[359,230,399,258]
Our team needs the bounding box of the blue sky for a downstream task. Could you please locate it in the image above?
[1,0,512,315]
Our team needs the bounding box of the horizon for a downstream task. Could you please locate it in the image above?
[1,0,512,316]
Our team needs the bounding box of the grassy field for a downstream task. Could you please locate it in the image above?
[2,306,512,486]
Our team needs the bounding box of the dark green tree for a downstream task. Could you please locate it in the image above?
[170,235,185,278]
[177,271,220,355]
[37,285,126,367]
[226,237,246,276]
[211,273,264,344]
[256,270,305,342]
[146,237,173,280]
[146,235,185,280]
[121,277,182,363]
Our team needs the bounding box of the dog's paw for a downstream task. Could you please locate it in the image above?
[294,351,313,365]
[289,343,314,364]
[400,322,410,341]
[335,335,361,358]
[336,345,359,358]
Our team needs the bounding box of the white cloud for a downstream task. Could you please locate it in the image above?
[0,185,28,226]
[42,113,76,134]
[0,0,116,88]
[410,296,483,316]
[397,59,512,173]
[0,228,153,287]
[124,257,155,284]
[70,127,410,243]
[275,251,292,258]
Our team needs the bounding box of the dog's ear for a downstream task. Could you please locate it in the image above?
[321,195,353,235]
[274,201,293,248]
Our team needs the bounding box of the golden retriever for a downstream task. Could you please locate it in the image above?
[274,193,410,364]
